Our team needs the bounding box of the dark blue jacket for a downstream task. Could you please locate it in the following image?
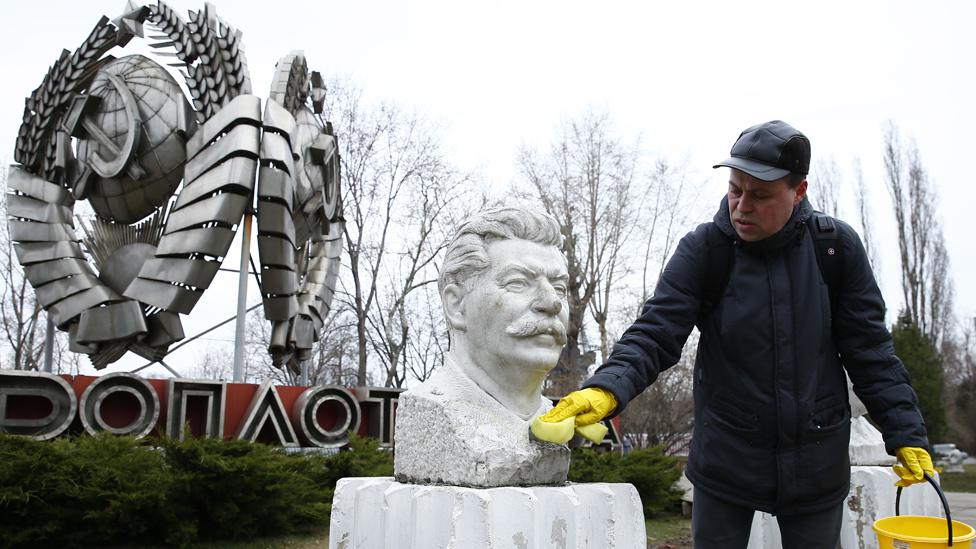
[584,196,929,515]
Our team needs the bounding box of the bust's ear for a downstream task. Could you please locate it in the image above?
[442,284,467,331]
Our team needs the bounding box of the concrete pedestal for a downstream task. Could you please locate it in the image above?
[328,478,646,549]
[746,466,944,549]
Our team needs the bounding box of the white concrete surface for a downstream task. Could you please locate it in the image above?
[848,416,897,466]
[946,491,976,530]
[328,477,646,549]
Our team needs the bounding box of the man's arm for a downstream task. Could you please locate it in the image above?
[578,224,708,416]
[833,221,929,454]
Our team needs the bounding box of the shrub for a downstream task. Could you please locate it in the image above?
[566,445,625,484]
[159,436,333,542]
[568,445,683,516]
[619,446,684,515]
[315,433,394,487]
[0,434,75,546]
[0,433,179,547]
[0,433,396,547]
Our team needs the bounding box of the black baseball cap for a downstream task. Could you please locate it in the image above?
[713,120,810,181]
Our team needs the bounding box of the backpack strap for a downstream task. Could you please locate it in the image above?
[806,212,844,308]
[700,223,734,317]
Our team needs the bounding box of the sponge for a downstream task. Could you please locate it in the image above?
[575,422,609,444]
[530,415,575,444]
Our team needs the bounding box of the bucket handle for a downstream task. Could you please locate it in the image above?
[895,472,953,546]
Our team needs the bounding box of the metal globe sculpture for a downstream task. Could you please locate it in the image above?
[74,55,193,223]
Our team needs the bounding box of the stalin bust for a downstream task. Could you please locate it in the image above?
[393,207,571,487]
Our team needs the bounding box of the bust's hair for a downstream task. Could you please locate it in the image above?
[439,207,562,294]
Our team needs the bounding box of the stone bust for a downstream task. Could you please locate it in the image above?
[394,207,572,487]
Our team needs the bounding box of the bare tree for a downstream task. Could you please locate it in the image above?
[325,77,472,387]
[587,166,642,364]
[517,111,642,394]
[618,160,704,454]
[810,156,841,217]
[403,284,448,383]
[619,330,697,455]
[883,123,954,346]
[365,168,472,388]
[188,346,236,381]
[307,313,361,386]
[637,159,701,309]
[852,158,880,273]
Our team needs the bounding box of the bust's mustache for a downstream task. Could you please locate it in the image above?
[505,317,568,345]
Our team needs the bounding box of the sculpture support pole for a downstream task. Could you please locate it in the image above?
[43,315,54,373]
[301,360,309,386]
[233,212,253,382]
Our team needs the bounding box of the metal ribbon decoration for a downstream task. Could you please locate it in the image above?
[257,52,343,373]
[9,2,342,371]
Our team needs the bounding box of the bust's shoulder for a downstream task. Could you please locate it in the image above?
[401,364,476,404]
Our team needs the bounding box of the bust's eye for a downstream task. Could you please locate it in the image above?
[553,284,568,296]
[504,279,529,291]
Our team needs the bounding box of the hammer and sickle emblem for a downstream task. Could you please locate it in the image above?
[63,73,146,196]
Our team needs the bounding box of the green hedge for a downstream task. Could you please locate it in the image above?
[0,434,392,548]
[0,433,677,547]
[568,445,684,516]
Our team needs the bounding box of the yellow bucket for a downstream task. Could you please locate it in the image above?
[873,473,975,549]
[874,515,974,548]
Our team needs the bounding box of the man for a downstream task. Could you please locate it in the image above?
[537,120,935,547]
[394,207,573,487]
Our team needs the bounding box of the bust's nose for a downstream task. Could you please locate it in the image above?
[532,283,562,315]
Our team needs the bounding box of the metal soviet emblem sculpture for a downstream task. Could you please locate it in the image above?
[9,1,343,371]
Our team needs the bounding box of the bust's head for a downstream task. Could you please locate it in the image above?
[439,208,569,405]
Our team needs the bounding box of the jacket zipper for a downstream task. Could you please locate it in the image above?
[767,253,785,509]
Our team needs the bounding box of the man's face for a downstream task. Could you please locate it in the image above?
[727,169,807,241]
[458,238,570,374]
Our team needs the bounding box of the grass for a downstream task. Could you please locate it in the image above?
[185,529,330,549]
[940,464,976,493]
[645,513,692,548]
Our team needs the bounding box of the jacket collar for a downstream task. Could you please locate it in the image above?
[713,195,814,253]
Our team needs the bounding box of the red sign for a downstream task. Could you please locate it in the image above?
[0,370,401,448]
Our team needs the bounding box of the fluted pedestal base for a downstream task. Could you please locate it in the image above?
[328,477,646,548]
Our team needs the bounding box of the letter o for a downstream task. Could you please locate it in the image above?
[79,373,159,438]
[292,386,361,448]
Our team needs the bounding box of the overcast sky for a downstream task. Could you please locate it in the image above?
[1,0,973,377]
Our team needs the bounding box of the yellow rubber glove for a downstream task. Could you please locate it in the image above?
[893,447,936,487]
[531,388,616,444]
[542,387,617,426]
